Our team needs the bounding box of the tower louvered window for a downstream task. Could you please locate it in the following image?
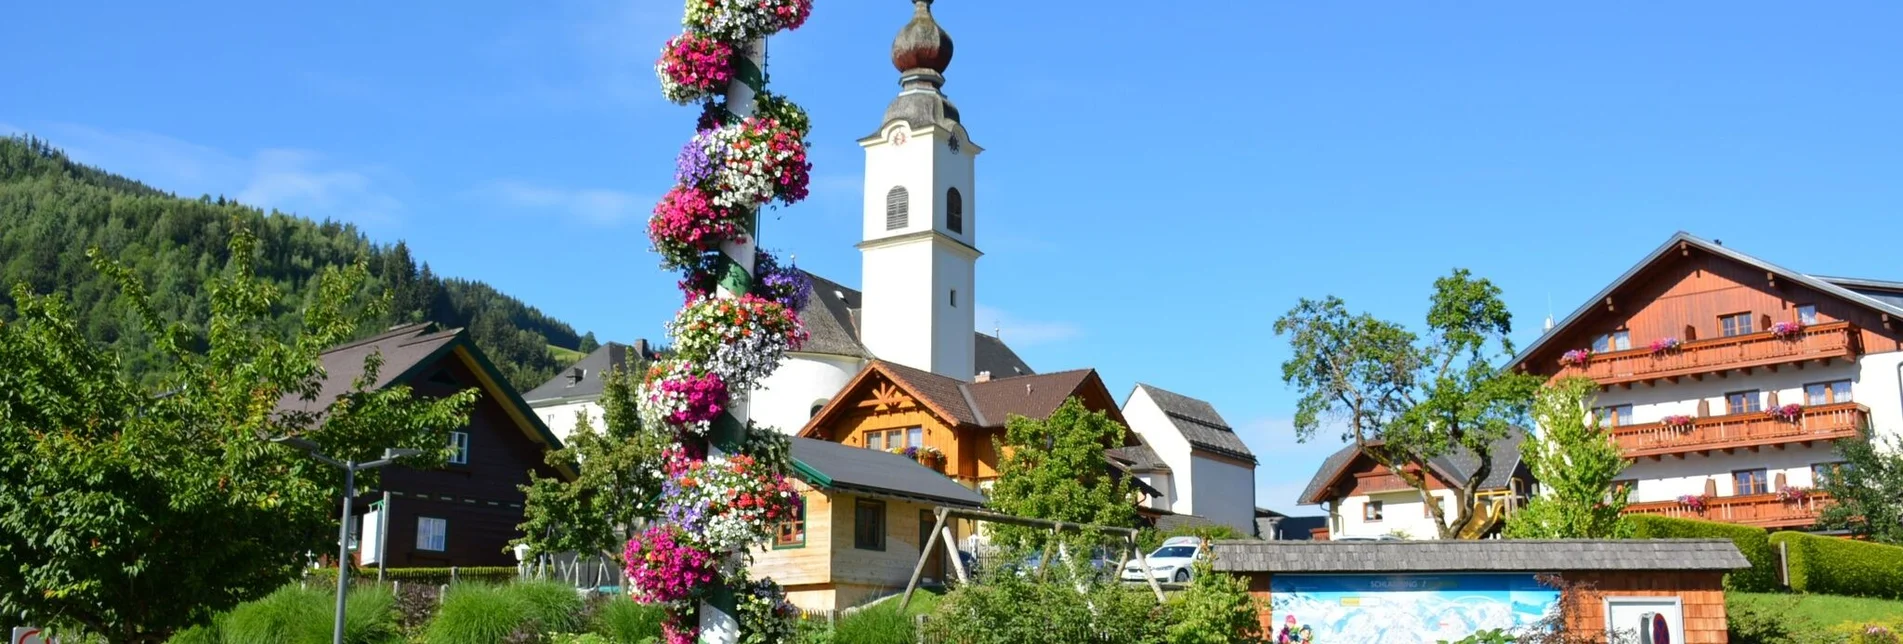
[885,187,909,230]
[946,188,963,234]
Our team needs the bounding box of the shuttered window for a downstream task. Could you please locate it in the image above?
[885,187,909,230]
[946,188,963,234]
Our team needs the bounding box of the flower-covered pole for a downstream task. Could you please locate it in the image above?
[643,2,814,643]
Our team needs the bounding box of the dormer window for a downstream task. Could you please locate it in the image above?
[946,188,963,234]
[885,187,909,230]
[565,367,585,387]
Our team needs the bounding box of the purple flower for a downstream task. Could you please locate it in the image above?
[675,132,716,187]
[752,249,812,311]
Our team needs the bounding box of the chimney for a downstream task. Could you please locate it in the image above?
[974,371,991,383]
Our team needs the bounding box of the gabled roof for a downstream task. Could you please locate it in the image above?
[1107,444,1169,473]
[792,270,1034,378]
[522,341,654,404]
[1509,231,1903,373]
[1295,428,1527,506]
[278,323,574,480]
[802,360,1125,434]
[1128,384,1257,464]
[789,437,985,507]
[1211,539,1749,573]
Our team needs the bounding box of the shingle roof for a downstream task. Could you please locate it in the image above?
[790,437,985,507]
[1132,384,1256,464]
[1211,539,1749,573]
[1509,232,1903,373]
[1107,444,1169,472]
[966,369,1098,427]
[277,323,461,415]
[1294,428,1526,506]
[522,341,653,404]
[793,270,1035,379]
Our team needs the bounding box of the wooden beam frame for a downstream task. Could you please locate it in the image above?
[900,507,1165,611]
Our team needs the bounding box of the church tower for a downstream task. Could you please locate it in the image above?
[859,0,982,381]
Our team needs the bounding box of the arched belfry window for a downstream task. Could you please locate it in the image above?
[885,187,909,230]
[946,188,963,234]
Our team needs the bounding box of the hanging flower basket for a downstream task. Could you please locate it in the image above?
[1662,414,1695,430]
[752,249,812,312]
[679,116,813,210]
[1677,494,1709,513]
[625,524,721,605]
[636,360,730,436]
[1649,338,1681,355]
[1769,403,1803,422]
[649,186,749,271]
[656,32,736,105]
[660,450,802,555]
[1774,485,1813,503]
[683,0,814,42]
[669,294,807,389]
[1559,349,1593,367]
[1771,322,1805,339]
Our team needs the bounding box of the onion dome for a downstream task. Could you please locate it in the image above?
[891,0,953,74]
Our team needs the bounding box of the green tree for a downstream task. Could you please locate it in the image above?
[578,331,601,354]
[0,230,474,643]
[514,364,672,561]
[1504,377,1633,539]
[1816,425,1903,545]
[1162,559,1263,644]
[986,397,1139,556]
[1275,269,1541,539]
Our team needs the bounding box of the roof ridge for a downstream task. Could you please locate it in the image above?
[321,322,434,355]
[983,366,1093,381]
[957,382,990,427]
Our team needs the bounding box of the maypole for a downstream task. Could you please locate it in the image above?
[634,1,814,643]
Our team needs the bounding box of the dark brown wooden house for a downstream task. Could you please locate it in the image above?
[284,323,572,568]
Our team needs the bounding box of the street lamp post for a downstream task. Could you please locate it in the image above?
[272,437,423,644]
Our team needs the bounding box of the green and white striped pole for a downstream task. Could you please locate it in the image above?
[699,37,765,644]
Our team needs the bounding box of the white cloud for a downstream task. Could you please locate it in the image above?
[26,123,403,227]
[479,179,649,225]
[975,304,1081,346]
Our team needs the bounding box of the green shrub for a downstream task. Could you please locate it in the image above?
[166,621,222,644]
[1163,561,1262,644]
[212,584,399,644]
[1771,531,1903,599]
[590,595,664,642]
[1627,515,1778,592]
[512,581,587,633]
[1726,593,1821,644]
[833,603,915,644]
[425,584,535,644]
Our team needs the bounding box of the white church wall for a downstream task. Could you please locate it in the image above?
[861,240,936,374]
[929,240,976,381]
[751,354,865,434]
[1120,388,1192,514]
[1188,454,1256,534]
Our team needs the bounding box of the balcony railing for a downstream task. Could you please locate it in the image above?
[1623,492,1830,529]
[1612,402,1868,459]
[1555,322,1861,387]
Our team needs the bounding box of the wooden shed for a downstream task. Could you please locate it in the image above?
[1210,539,1748,644]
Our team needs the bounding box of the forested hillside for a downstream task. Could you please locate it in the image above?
[0,135,588,391]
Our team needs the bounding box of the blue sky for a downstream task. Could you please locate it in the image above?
[5,1,1901,514]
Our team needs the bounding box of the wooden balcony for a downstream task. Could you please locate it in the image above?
[1555,321,1861,387]
[1623,492,1830,529]
[1612,402,1869,459]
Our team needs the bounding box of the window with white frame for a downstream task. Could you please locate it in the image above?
[448,431,470,465]
[416,517,447,551]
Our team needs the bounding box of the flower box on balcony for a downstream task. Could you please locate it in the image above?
[1770,322,1805,339]
[1649,338,1682,355]
[1677,494,1710,513]
[1769,404,1803,422]
[1559,349,1593,367]
[1774,485,1813,503]
[1661,414,1694,430]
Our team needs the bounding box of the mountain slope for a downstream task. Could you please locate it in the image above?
[0,135,586,391]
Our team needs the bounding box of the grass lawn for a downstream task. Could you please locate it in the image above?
[548,344,585,365]
[1730,592,1903,628]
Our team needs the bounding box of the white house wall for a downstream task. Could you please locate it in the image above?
[1121,389,1190,512]
[1623,443,1837,502]
[1332,490,1456,540]
[1188,454,1256,534]
[751,354,865,435]
[536,400,600,446]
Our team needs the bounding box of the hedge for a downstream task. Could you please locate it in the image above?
[304,566,521,586]
[1627,515,1779,592]
[1770,531,1903,599]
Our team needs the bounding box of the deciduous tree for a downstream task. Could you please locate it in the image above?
[514,364,672,561]
[1504,377,1633,539]
[986,397,1138,555]
[1817,426,1903,546]
[1275,269,1540,539]
[0,230,473,643]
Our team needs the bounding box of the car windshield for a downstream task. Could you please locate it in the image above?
[1152,546,1197,559]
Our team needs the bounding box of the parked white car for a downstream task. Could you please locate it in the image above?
[1120,536,1205,584]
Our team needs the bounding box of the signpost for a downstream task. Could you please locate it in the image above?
[12,627,47,644]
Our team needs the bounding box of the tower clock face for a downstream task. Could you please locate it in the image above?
[947,135,960,154]
[889,130,908,147]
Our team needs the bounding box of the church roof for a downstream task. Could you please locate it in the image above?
[796,269,1034,379]
[522,341,656,404]
[1129,384,1257,464]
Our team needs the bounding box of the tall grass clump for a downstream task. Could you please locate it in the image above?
[590,594,665,642]
[214,584,398,644]
[832,602,914,644]
[424,584,533,644]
